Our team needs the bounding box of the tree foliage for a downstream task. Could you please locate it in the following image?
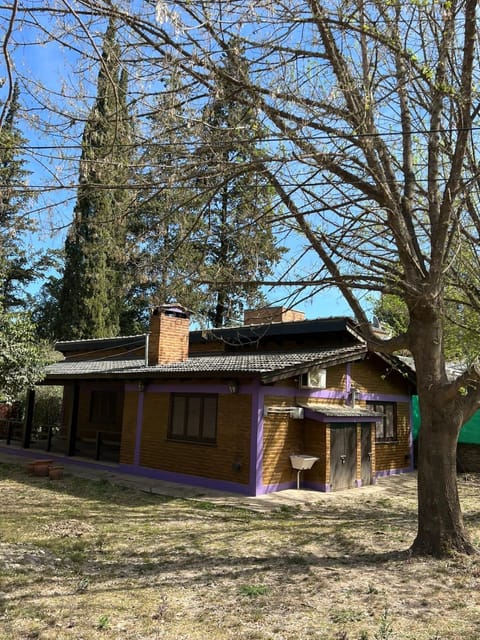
[0,305,46,401]
[0,79,48,399]
[193,39,286,326]
[130,40,285,327]
[125,70,207,327]
[0,81,41,310]
[55,18,133,340]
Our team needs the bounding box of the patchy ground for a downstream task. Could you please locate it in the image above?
[1,464,480,640]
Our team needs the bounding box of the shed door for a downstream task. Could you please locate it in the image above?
[361,424,373,486]
[330,423,357,490]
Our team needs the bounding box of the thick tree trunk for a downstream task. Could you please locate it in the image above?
[409,308,477,557]
[411,402,477,556]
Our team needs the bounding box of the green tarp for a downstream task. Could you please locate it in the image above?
[412,396,480,444]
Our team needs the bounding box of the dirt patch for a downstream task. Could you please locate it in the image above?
[1,465,480,639]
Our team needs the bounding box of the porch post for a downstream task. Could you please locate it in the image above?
[67,383,80,456]
[22,388,36,449]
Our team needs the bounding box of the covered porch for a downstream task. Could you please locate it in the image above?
[0,381,124,464]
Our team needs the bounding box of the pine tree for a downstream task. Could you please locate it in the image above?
[195,39,285,327]
[56,18,132,339]
[126,69,207,324]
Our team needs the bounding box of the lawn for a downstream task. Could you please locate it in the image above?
[1,463,480,640]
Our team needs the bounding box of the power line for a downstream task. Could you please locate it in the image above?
[3,123,480,153]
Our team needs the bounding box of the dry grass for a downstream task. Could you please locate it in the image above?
[1,463,480,640]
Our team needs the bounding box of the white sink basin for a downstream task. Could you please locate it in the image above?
[290,454,319,470]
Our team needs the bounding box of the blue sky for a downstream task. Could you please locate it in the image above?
[1,8,356,323]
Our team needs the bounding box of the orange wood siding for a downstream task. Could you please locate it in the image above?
[374,402,411,471]
[303,420,328,485]
[262,396,304,486]
[348,359,411,472]
[138,392,251,485]
[119,390,138,464]
[350,358,410,395]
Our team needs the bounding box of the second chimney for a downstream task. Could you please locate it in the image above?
[244,306,305,325]
[148,304,190,366]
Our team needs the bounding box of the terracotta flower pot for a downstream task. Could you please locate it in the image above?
[48,466,64,480]
[33,460,54,477]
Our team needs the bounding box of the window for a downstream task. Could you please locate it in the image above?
[368,401,397,442]
[89,391,117,425]
[168,394,217,444]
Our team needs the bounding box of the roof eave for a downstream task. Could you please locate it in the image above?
[260,348,367,384]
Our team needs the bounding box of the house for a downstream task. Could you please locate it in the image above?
[17,304,415,495]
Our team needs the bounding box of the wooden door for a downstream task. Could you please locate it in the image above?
[361,424,373,486]
[330,423,357,490]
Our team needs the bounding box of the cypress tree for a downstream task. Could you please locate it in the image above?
[57,18,132,339]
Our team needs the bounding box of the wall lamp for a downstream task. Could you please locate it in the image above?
[228,380,240,394]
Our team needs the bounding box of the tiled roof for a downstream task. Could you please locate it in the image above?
[44,344,367,382]
[299,403,383,419]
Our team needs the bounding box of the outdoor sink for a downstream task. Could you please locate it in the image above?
[290,454,319,470]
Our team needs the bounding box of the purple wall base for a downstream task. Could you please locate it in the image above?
[118,464,253,496]
[374,466,413,479]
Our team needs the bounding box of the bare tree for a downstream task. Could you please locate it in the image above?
[3,0,480,556]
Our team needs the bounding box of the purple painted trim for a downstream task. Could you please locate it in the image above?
[0,444,254,495]
[265,387,348,400]
[258,385,411,404]
[249,380,263,495]
[359,393,411,403]
[133,390,145,466]
[118,463,252,495]
[139,382,257,394]
[258,479,297,494]
[346,362,351,394]
[374,467,412,479]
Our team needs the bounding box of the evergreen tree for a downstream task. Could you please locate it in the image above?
[130,42,285,329]
[56,18,132,339]
[0,85,49,396]
[0,82,40,309]
[195,39,285,327]
[126,69,209,325]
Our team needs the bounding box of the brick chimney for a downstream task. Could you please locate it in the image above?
[148,304,190,366]
[244,306,305,325]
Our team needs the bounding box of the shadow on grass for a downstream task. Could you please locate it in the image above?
[0,460,177,508]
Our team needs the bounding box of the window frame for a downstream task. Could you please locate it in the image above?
[168,393,218,444]
[367,401,397,443]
